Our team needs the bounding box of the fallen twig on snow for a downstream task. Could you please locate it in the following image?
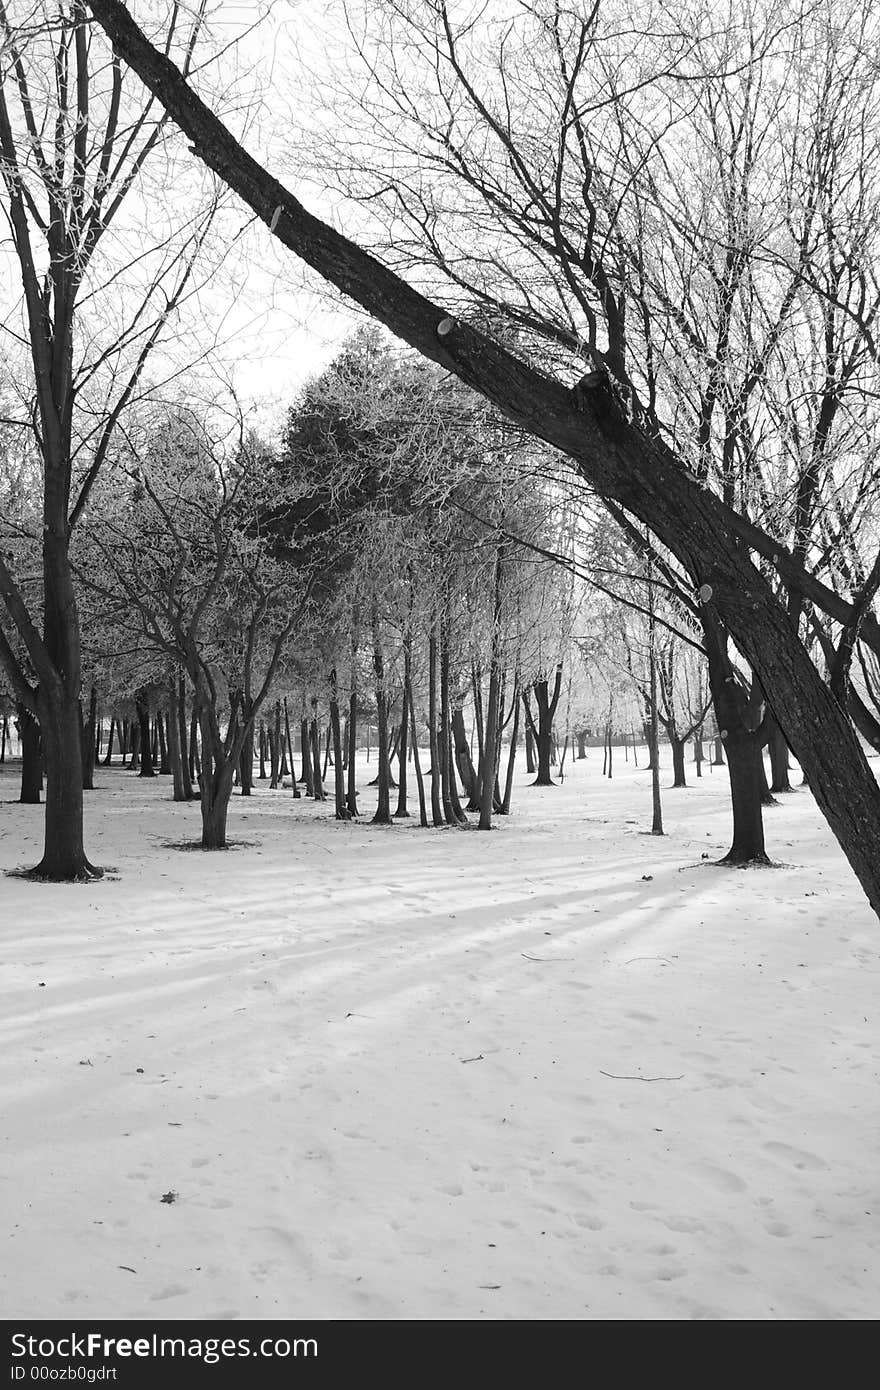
[599,1070,684,1082]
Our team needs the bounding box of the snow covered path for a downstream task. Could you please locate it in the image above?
[1,754,878,1319]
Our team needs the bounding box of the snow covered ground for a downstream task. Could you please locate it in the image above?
[1,747,878,1320]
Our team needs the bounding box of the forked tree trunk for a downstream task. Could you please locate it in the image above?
[452,705,480,810]
[197,713,236,850]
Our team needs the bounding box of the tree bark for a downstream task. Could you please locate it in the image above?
[371,602,392,824]
[330,669,350,820]
[18,704,42,804]
[167,671,187,803]
[81,685,97,790]
[135,692,155,777]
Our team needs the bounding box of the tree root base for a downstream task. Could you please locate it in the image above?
[10,858,104,882]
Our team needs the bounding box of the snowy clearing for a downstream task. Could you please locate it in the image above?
[1,751,878,1320]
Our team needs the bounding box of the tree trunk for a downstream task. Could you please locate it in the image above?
[157,709,170,775]
[167,672,187,803]
[702,612,768,864]
[238,700,254,796]
[479,543,504,830]
[439,608,458,824]
[452,705,480,809]
[81,686,97,790]
[330,669,350,820]
[713,735,725,765]
[197,716,235,850]
[176,676,195,800]
[394,644,411,818]
[258,721,268,779]
[18,705,42,804]
[371,602,392,824]
[135,693,155,777]
[406,673,428,827]
[501,679,521,814]
[300,715,314,794]
[347,689,359,817]
[428,625,443,826]
[310,704,325,800]
[283,699,301,799]
[270,701,282,788]
[671,736,687,788]
[576,729,588,759]
[102,716,116,766]
[524,723,536,774]
[768,720,792,793]
[31,688,98,878]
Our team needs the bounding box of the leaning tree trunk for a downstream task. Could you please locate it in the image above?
[283,699,301,800]
[501,679,521,814]
[452,705,480,810]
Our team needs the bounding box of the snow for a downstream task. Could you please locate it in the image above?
[1,749,878,1320]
